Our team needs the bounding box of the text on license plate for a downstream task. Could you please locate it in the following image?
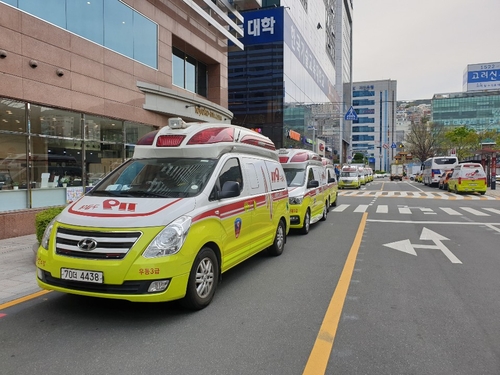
[61,268,103,283]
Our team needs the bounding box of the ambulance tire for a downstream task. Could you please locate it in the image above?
[267,219,286,256]
[320,204,328,221]
[300,210,311,235]
[181,247,219,310]
[332,195,337,207]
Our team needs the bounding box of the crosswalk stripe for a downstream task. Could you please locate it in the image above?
[353,204,369,213]
[376,205,388,213]
[460,207,490,216]
[331,204,349,212]
[420,208,436,214]
[484,208,500,215]
[399,207,412,214]
[440,207,462,215]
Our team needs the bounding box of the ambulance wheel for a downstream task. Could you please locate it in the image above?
[480,191,485,195]
[332,196,337,207]
[268,219,286,256]
[320,203,328,221]
[300,210,311,235]
[181,247,219,310]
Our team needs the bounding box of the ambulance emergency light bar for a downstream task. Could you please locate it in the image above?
[278,149,322,163]
[136,119,276,151]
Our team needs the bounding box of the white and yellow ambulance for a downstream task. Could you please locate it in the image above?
[36,118,290,310]
[278,148,328,234]
[447,162,487,195]
[338,165,361,189]
[322,157,338,207]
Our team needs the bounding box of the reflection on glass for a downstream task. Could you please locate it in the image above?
[18,0,66,28]
[104,0,133,58]
[283,168,305,187]
[90,158,217,198]
[133,11,157,68]
[67,0,104,44]
[0,99,26,132]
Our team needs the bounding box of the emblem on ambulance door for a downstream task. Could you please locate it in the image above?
[234,218,242,238]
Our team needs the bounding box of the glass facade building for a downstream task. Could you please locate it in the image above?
[432,91,500,132]
[229,0,353,163]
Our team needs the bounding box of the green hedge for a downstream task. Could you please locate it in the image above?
[35,206,65,244]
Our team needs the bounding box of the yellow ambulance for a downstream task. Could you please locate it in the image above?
[278,148,328,234]
[36,118,290,310]
[447,162,487,195]
[322,157,338,207]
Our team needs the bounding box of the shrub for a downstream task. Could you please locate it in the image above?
[35,206,65,244]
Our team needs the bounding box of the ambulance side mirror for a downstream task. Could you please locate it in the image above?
[328,177,336,183]
[218,181,241,199]
[307,180,319,188]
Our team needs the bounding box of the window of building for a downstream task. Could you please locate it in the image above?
[172,47,208,97]
[353,99,375,106]
[5,0,158,68]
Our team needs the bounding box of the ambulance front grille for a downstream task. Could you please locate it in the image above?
[55,227,142,260]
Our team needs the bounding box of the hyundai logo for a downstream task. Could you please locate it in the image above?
[77,238,98,251]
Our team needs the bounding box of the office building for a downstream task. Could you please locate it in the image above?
[431,91,500,132]
[351,79,397,172]
[228,0,353,163]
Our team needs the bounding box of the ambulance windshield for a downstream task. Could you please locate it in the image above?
[341,172,357,177]
[89,158,217,198]
[283,168,306,187]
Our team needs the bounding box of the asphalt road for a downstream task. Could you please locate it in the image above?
[1,179,500,374]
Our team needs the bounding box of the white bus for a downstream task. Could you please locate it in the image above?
[422,156,459,186]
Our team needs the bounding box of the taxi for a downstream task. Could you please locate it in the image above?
[36,118,290,310]
[279,148,328,235]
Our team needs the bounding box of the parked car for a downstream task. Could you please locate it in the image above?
[438,170,453,190]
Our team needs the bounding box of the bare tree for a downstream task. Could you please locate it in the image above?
[405,118,446,164]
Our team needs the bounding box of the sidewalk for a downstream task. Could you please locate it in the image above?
[0,233,39,306]
[1,187,500,307]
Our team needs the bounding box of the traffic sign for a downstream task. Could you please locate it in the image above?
[344,106,358,121]
[383,143,389,149]
[391,142,397,148]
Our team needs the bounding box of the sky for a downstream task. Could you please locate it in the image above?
[352,0,500,101]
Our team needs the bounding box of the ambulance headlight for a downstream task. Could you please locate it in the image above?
[289,196,303,205]
[41,217,58,250]
[143,216,191,258]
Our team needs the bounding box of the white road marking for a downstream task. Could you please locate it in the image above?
[354,205,369,213]
[376,205,388,213]
[398,207,412,214]
[484,208,500,215]
[440,207,462,215]
[460,207,490,216]
[331,204,349,212]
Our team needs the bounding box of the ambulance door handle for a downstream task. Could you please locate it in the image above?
[215,210,220,216]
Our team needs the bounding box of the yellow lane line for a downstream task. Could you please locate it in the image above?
[0,290,51,311]
[302,212,368,375]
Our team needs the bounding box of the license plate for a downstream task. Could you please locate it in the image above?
[61,268,103,283]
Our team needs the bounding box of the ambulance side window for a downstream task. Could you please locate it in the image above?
[210,158,243,200]
[307,168,315,183]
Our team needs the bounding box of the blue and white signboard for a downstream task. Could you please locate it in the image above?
[463,62,500,92]
[344,106,358,121]
[237,8,284,46]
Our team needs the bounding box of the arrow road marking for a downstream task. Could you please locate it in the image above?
[383,227,462,264]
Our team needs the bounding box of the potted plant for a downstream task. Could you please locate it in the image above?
[60,177,69,187]
[12,181,19,190]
